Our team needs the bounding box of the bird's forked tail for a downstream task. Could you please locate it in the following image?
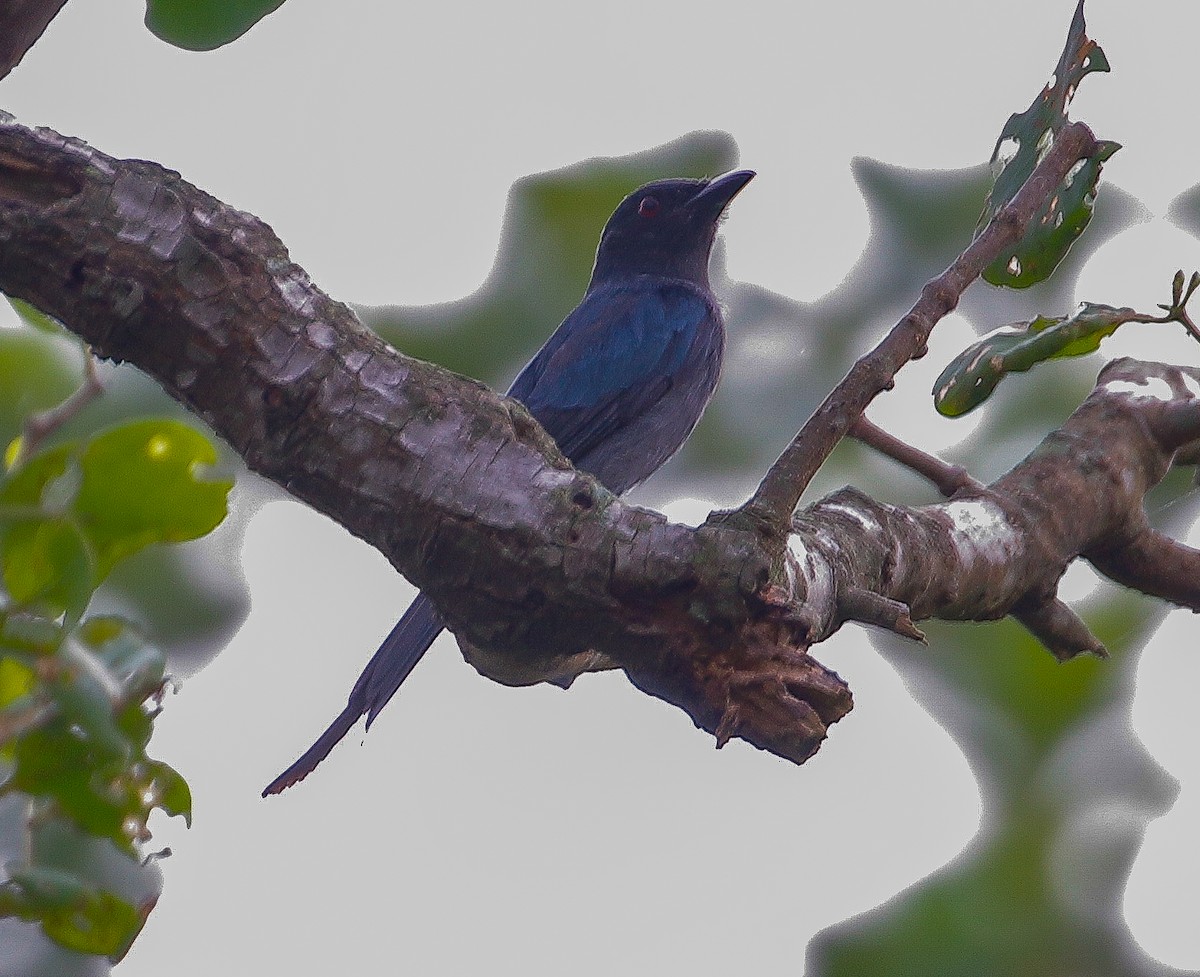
[262,595,444,795]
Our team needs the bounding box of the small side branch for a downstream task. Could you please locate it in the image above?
[11,346,104,467]
[850,415,984,498]
[1013,598,1107,662]
[744,122,1100,533]
[1088,528,1200,610]
[838,587,925,641]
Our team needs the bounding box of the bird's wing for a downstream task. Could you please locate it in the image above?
[508,282,712,463]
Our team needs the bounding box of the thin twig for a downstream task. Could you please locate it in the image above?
[741,122,1100,534]
[11,346,103,467]
[850,415,984,498]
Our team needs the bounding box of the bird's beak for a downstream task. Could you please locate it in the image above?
[689,169,756,216]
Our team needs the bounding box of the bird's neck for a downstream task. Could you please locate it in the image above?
[587,268,711,295]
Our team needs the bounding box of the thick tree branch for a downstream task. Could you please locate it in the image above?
[0,117,1194,767]
[784,358,1200,660]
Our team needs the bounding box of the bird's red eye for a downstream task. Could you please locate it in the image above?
[637,196,660,218]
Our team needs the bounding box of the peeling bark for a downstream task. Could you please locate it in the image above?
[1,116,1196,765]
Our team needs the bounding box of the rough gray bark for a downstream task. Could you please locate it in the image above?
[1,115,1197,764]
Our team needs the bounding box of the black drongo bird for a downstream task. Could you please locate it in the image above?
[264,169,754,795]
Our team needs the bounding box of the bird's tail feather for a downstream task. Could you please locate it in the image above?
[262,594,444,796]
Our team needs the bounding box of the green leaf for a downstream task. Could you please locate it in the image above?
[810,806,1107,977]
[1,420,231,582]
[144,0,286,51]
[0,443,76,508]
[6,296,65,336]
[0,866,145,960]
[11,727,129,847]
[42,889,146,962]
[79,616,168,753]
[0,655,35,708]
[0,331,76,448]
[0,517,94,618]
[0,611,63,656]
[73,419,232,579]
[10,726,160,856]
[50,646,134,763]
[976,0,1118,287]
[81,616,167,696]
[8,616,188,853]
[0,865,91,911]
[933,302,1139,416]
[145,760,193,827]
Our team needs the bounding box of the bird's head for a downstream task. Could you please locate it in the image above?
[589,169,755,289]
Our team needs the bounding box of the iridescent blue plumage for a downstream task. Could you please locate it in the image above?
[265,170,753,794]
[512,279,721,491]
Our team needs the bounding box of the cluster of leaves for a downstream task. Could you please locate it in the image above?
[0,301,231,960]
[975,0,1118,288]
[934,2,1197,416]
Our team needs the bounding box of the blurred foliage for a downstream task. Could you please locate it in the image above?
[794,11,1195,971]
[977,0,1119,288]
[0,312,231,962]
[143,0,286,51]
[1168,183,1200,237]
[0,306,252,676]
[6,298,63,337]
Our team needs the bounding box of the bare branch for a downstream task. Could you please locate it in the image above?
[0,0,69,81]
[837,587,925,642]
[1088,526,1200,609]
[850,415,983,498]
[744,122,1100,533]
[1013,599,1107,662]
[11,346,104,467]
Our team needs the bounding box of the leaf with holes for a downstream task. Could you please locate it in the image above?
[976,0,1119,287]
[933,303,1139,416]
